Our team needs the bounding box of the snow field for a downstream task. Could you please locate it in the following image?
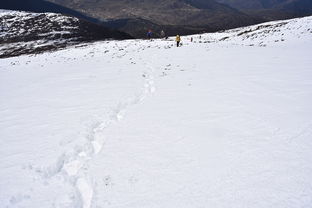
[1,16,312,208]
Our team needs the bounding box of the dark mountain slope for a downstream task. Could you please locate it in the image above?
[215,0,312,20]
[280,0,312,15]
[45,0,261,37]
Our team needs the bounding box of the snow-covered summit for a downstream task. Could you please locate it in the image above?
[189,15,312,47]
[216,16,312,46]
[0,9,10,13]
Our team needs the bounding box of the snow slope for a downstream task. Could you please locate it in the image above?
[0,16,312,208]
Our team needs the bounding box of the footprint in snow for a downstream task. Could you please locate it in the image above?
[10,194,31,205]
[103,176,113,187]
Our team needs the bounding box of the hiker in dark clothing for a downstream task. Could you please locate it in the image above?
[160,30,165,39]
[147,30,152,39]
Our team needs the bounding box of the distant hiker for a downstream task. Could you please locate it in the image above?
[176,35,181,47]
[147,30,152,39]
[160,30,166,38]
[191,37,193,42]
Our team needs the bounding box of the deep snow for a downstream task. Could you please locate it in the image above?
[0,16,312,208]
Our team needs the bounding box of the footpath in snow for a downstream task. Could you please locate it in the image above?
[0,16,312,208]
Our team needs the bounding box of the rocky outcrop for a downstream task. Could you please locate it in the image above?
[0,10,132,58]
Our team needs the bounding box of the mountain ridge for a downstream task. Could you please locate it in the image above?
[215,0,312,20]
[45,0,261,37]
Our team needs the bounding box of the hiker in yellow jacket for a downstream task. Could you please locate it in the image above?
[176,35,181,47]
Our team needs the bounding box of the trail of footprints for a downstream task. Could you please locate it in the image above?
[33,58,157,208]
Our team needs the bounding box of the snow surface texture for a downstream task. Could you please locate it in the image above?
[1,16,312,208]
